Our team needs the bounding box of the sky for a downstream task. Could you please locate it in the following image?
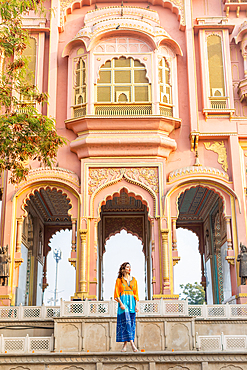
[43,228,201,305]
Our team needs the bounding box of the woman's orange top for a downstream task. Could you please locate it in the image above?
[114,276,139,302]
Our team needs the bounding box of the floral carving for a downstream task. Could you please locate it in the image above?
[88,167,159,195]
[104,216,144,244]
[204,141,228,172]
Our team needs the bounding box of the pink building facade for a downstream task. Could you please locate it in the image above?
[1,0,247,306]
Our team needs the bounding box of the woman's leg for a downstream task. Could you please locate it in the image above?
[121,341,128,352]
[130,340,138,352]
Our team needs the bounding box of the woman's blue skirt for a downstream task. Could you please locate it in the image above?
[116,311,136,342]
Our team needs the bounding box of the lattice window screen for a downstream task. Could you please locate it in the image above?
[207,35,225,97]
[97,57,150,103]
[74,57,86,105]
[159,58,172,104]
[20,37,36,102]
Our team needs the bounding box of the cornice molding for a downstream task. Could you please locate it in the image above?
[1,352,247,364]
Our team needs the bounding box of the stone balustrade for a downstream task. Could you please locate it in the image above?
[0,334,53,354]
[1,300,247,321]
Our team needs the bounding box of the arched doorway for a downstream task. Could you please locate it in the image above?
[103,230,145,300]
[44,229,75,305]
[174,185,232,303]
[174,228,201,298]
[16,187,77,306]
[97,188,152,300]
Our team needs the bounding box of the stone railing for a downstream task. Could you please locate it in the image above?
[196,333,247,351]
[94,103,152,116]
[159,103,173,117]
[1,300,247,321]
[73,104,86,118]
[0,305,60,321]
[0,334,54,353]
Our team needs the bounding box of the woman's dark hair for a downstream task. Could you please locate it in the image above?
[118,262,130,279]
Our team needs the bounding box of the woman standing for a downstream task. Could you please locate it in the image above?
[114,262,139,352]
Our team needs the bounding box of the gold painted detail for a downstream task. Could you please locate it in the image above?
[16,167,80,189]
[225,256,235,266]
[173,256,180,266]
[94,104,152,116]
[204,141,228,172]
[153,294,180,299]
[73,104,86,118]
[161,229,169,289]
[159,104,173,117]
[68,258,76,268]
[190,132,199,151]
[210,97,227,109]
[88,167,159,195]
[168,165,229,182]
[79,229,87,293]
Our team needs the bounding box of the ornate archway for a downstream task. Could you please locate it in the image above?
[13,179,80,306]
[97,188,152,300]
[169,184,237,303]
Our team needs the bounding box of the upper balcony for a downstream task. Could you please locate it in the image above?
[223,0,247,17]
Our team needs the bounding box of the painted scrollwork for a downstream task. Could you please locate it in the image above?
[204,141,228,172]
[88,167,159,195]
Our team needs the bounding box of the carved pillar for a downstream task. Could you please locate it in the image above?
[201,253,206,290]
[79,229,87,293]
[42,255,48,292]
[226,217,233,251]
[161,229,170,292]
[16,218,23,253]
[172,219,177,251]
[225,217,235,266]
[71,218,77,253]
[171,219,180,266]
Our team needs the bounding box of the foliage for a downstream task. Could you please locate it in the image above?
[179,282,206,305]
[0,0,65,183]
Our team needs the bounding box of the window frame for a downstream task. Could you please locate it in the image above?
[96,57,151,104]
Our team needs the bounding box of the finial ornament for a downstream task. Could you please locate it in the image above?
[194,150,202,167]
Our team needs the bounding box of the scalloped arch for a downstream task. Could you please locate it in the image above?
[48,227,72,248]
[104,227,143,246]
[21,186,74,219]
[59,1,185,33]
[98,186,149,215]
[96,55,151,84]
[176,225,200,245]
[165,177,241,218]
[175,184,227,219]
[91,176,157,218]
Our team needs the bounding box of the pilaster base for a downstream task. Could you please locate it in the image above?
[236,285,247,304]
[153,294,179,300]
[71,293,97,301]
[0,286,12,306]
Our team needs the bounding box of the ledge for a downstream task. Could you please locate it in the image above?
[203,108,235,120]
[66,116,181,160]
[168,165,229,183]
[65,115,181,134]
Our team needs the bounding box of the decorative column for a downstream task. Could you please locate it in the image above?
[15,218,23,268]
[71,218,77,253]
[69,218,77,268]
[172,219,180,266]
[200,253,206,291]
[79,229,87,293]
[16,218,23,254]
[225,217,235,265]
[161,229,170,293]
